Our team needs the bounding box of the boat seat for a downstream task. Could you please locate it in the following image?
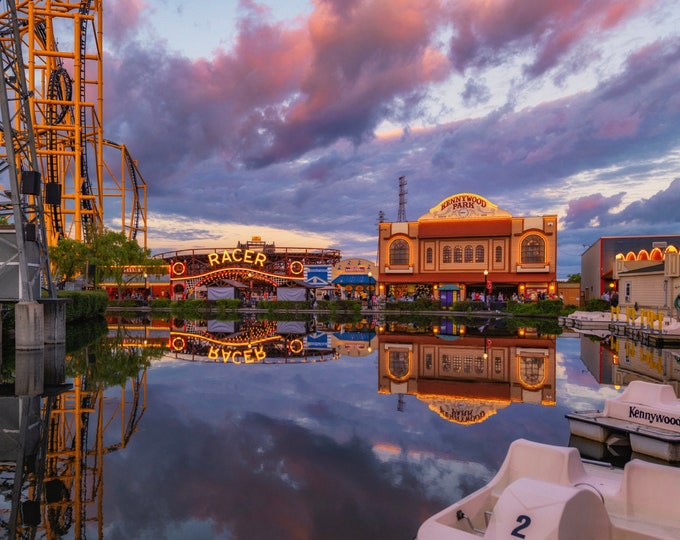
[489,439,588,500]
[485,477,611,540]
[613,459,680,531]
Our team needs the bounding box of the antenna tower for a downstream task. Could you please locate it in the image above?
[397,176,407,222]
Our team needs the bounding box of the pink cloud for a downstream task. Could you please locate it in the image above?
[105,0,147,45]
[596,114,641,139]
[445,0,651,76]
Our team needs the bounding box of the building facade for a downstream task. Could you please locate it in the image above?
[581,235,680,302]
[377,193,558,302]
[613,248,680,313]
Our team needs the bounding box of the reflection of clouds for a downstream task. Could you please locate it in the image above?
[556,339,623,412]
[103,410,450,539]
[373,444,492,502]
[98,336,636,538]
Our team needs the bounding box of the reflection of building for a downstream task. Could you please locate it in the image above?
[331,327,378,357]
[611,336,680,393]
[581,236,680,303]
[579,333,618,385]
[377,326,556,424]
[169,317,339,363]
[377,193,557,301]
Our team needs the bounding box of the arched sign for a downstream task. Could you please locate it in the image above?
[418,193,512,220]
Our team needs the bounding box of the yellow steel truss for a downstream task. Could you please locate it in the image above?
[0,1,147,247]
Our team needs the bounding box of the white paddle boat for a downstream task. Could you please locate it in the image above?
[416,438,680,539]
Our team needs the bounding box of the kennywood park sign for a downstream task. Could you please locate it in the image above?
[419,193,512,220]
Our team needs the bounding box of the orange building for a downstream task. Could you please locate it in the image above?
[377,193,558,302]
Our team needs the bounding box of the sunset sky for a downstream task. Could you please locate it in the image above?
[102,0,680,278]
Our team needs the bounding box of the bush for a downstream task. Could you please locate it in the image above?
[57,289,108,322]
[213,298,242,311]
[584,298,611,312]
[150,297,172,309]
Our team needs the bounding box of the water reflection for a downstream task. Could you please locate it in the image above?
[571,329,680,391]
[3,314,678,538]
[0,319,159,538]
[377,317,556,423]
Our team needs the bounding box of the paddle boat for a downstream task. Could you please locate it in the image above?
[566,380,680,462]
[416,438,680,539]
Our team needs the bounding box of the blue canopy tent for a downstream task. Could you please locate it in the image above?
[331,274,376,299]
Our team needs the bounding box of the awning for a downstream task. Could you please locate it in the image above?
[331,274,376,285]
[438,284,461,291]
[333,332,375,341]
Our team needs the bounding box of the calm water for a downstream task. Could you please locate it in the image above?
[6,315,679,539]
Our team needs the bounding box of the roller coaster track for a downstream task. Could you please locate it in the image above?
[103,139,147,243]
[1,1,148,250]
[78,0,94,241]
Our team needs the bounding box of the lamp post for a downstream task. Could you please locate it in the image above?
[483,269,490,309]
[367,271,373,306]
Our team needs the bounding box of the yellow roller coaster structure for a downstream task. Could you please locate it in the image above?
[0,0,147,248]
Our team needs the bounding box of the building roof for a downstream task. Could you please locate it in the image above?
[618,262,665,275]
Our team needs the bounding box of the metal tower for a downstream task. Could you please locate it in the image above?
[0,0,54,299]
[397,175,407,222]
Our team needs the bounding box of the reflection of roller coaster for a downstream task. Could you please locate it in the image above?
[0,368,147,537]
[0,1,147,247]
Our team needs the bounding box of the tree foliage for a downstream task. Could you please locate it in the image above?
[89,230,153,298]
[566,273,581,282]
[49,237,88,284]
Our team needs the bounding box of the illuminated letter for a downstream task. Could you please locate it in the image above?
[254,253,266,267]
[222,250,233,264]
[232,350,242,364]
[232,248,243,262]
[243,250,254,264]
[243,349,253,363]
[255,347,266,361]
[208,253,219,266]
[208,346,219,360]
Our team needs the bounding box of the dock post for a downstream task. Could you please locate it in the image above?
[14,301,44,351]
[41,298,69,344]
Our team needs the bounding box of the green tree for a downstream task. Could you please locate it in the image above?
[89,229,153,299]
[566,273,581,282]
[49,237,88,285]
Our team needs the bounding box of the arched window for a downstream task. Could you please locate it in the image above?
[426,247,433,264]
[495,245,503,263]
[389,239,409,265]
[442,246,452,263]
[475,245,485,263]
[464,245,473,263]
[389,351,409,378]
[453,246,463,263]
[521,235,545,263]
